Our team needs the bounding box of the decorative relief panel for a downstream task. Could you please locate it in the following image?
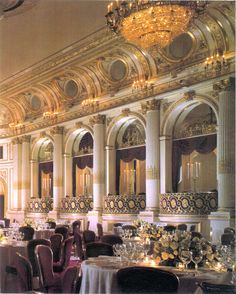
[104,194,146,214]
[60,196,93,213]
[27,197,53,213]
[160,192,217,215]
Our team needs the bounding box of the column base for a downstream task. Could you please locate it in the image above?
[48,210,60,221]
[7,210,26,223]
[87,210,103,233]
[209,210,235,243]
[139,210,159,223]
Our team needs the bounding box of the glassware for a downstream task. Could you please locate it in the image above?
[191,248,203,271]
[179,248,192,270]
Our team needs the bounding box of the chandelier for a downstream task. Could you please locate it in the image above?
[105,1,207,49]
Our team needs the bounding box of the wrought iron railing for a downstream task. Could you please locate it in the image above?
[160,192,218,215]
[27,197,53,213]
[60,196,93,213]
[104,194,146,214]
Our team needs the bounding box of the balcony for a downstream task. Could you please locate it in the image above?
[27,197,53,213]
[60,196,93,213]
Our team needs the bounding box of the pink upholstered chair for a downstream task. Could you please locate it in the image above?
[50,233,63,262]
[53,236,74,273]
[101,234,123,246]
[97,223,103,240]
[74,231,84,260]
[61,266,79,293]
[15,253,33,293]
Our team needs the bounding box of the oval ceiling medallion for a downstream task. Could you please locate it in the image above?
[109,59,127,82]
[64,80,79,98]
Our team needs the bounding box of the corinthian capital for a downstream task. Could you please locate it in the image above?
[89,114,106,126]
[50,126,64,135]
[213,77,235,92]
[21,135,31,143]
[12,137,22,145]
[141,99,160,114]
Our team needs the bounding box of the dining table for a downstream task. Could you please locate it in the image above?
[79,256,233,294]
[0,240,28,293]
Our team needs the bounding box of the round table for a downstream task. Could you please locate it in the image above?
[79,257,231,294]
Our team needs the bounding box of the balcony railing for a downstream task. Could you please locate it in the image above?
[60,196,93,213]
[160,192,218,215]
[104,194,146,214]
[27,197,53,213]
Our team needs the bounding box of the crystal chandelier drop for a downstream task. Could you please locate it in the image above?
[105,1,207,49]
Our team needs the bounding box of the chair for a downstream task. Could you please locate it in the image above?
[83,230,96,244]
[55,226,69,241]
[74,231,84,260]
[50,233,63,262]
[113,223,123,228]
[177,224,187,231]
[198,281,236,293]
[164,225,176,232]
[53,236,74,273]
[86,221,90,230]
[122,225,137,237]
[191,231,202,239]
[97,223,103,240]
[72,220,81,235]
[190,225,196,232]
[221,233,235,246]
[35,245,62,293]
[85,242,113,258]
[61,266,79,293]
[117,267,179,293]
[19,226,35,241]
[224,227,235,234]
[101,234,123,246]
[15,253,33,292]
[3,218,10,228]
[27,239,51,277]
[46,221,56,229]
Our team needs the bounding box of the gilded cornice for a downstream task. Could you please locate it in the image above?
[21,135,31,143]
[213,77,235,92]
[50,126,64,136]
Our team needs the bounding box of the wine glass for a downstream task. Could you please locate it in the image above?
[191,248,203,271]
[179,248,192,270]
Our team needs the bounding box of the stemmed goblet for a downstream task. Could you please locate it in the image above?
[179,248,192,270]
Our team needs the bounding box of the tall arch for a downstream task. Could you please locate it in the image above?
[0,177,8,218]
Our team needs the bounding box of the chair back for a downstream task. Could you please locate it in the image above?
[177,224,187,231]
[50,233,63,262]
[55,226,69,240]
[198,281,236,293]
[224,227,235,234]
[74,231,84,260]
[113,223,123,228]
[85,242,113,258]
[101,234,123,246]
[61,266,79,293]
[19,226,35,241]
[4,218,10,228]
[122,225,137,237]
[221,233,235,246]
[83,230,96,244]
[97,223,103,239]
[35,244,54,289]
[46,221,56,229]
[191,231,202,239]
[27,238,51,277]
[15,253,33,292]
[60,236,74,270]
[164,225,176,232]
[86,221,90,230]
[72,220,81,235]
[117,267,179,293]
[190,225,196,232]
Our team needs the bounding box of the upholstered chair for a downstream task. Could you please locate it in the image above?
[55,226,69,241]
[85,242,113,259]
[97,223,103,240]
[74,231,84,260]
[53,236,74,273]
[15,253,33,293]
[101,234,123,246]
[19,226,35,241]
[50,233,63,262]
[82,230,96,245]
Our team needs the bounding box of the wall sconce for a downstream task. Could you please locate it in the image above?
[43,111,58,120]
[81,98,99,111]
[9,122,25,133]
[204,51,229,75]
[132,77,153,93]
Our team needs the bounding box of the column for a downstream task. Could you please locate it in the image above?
[88,115,105,231]
[210,77,235,243]
[106,145,116,195]
[30,159,38,197]
[160,135,172,193]
[21,135,31,210]
[64,153,73,197]
[12,138,22,210]
[140,100,160,221]
[51,126,64,212]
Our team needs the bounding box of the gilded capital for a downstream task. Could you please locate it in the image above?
[183,90,196,101]
[21,135,31,143]
[12,137,22,145]
[89,114,106,126]
[121,108,131,117]
[141,99,160,114]
[50,126,64,135]
[213,77,235,92]
[40,132,47,138]
[75,121,84,129]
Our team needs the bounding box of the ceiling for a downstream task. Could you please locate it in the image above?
[0,0,109,82]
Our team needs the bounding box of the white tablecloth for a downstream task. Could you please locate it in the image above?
[79,257,230,294]
[0,241,28,293]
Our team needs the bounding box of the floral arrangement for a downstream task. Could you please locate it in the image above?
[21,218,36,228]
[133,220,163,241]
[46,217,55,223]
[0,228,5,241]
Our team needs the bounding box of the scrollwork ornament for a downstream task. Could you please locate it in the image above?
[141,99,160,114]
[213,77,235,92]
[183,90,196,101]
[50,126,64,135]
[89,114,106,126]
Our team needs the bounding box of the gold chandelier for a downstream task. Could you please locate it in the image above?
[105,1,207,49]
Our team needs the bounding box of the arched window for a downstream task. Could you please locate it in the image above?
[116,119,146,195]
[72,132,93,196]
[38,140,53,198]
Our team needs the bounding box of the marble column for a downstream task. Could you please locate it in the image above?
[88,115,105,231]
[50,126,64,213]
[106,145,116,195]
[140,100,160,222]
[210,77,235,242]
[21,135,31,210]
[12,138,22,211]
[30,159,38,198]
[160,135,172,193]
[64,153,73,197]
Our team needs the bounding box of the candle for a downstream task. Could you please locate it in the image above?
[187,163,190,179]
[198,162,201,178]
[191,163,194,178]
[195,162,198,178]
